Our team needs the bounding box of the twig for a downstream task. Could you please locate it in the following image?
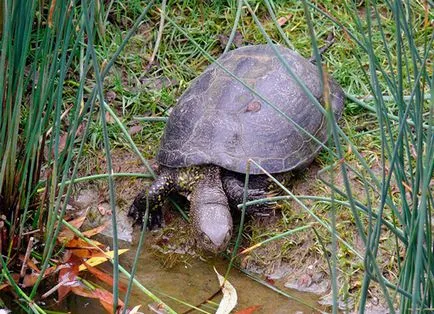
[20,237,34,278]
[41,277,70,299]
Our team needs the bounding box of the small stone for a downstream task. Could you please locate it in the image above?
[105,90,116,103]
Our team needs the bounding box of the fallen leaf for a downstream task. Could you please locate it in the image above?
[58,132,68,153]
[70,284,95,299]
[84,262,127,292]
[105,111,115,124]
[58,215,87,242]
[94,288,124,313]
[71,283,124,313]
[277,14,292,26]
[26,258,40,272]
[21,265,58,288]
[75,121,86,137]
[18,255,40,272]
[22,272,39,288]
[57,259,80,301]
[69,248,107,259]
[127,305,142,314]
[234,305,263,314]
[65,237,106,258]
[128,125,143,136]
[148,302,170,314]
[78,249,129,271]
[82,222,109,237]
[214,267,237,314]
[66,237,104,249]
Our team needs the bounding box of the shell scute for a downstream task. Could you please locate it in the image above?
[157,45,345,174]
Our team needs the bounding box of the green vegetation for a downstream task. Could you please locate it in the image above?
[0,0,432,313]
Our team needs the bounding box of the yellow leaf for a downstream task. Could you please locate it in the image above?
[79,249,129,271]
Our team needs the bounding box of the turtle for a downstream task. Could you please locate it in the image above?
[129,44,345,253]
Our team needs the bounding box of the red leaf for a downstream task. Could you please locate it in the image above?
[57,256,80,301]
[22,272,39,288]
[71,285,124,313]
[84,262,127,292]
[94,288,124,313]
[71,285,94,298]
[58,284,72,302]
[277,14,292,26]
[64,237,105,258]
[234,305,263,314]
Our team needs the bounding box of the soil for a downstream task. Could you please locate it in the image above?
[68,148,391,312]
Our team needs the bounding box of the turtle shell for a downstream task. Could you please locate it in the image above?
[157,44,345,175]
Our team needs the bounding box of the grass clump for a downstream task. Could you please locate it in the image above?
[0,0,432,313]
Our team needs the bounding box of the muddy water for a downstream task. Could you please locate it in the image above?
[64,184,327,313]
[65,238,326,314]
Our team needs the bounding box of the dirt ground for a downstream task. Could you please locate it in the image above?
[68,148,393,312]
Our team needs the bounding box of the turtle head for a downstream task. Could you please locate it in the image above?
[190,186,233,254]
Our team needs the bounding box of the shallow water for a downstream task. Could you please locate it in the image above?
[56,186,329,313]
[64,237,326,314]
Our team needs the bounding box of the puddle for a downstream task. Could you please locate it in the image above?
[65,237,326,313]
[59,150,329,313]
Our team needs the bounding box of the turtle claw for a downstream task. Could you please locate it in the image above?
[128,196,163,230]
[148,209,163,229]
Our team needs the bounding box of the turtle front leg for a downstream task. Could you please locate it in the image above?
[222,174,276,215]
[128,168,177,229]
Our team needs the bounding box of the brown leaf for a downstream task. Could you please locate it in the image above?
[234,305,263,314]
[277,14,292,26]
[82,222,109,238]
[66,237,104,249]
[71,284,95,299]
[26,258,41,272]
[64,237,106,258]
[21,264,59,288]
[94,288,124,313]
[68,248,107,258]
[65,213,86,230]
[128,125,143,136]
[83,262,127,292]
[48,0,56,28]
[58,215,87,242]
[18,254,40,272]
[105,111,115,124]
[22,272,39,288]
[75,121,86,137]
[58,132,68,153]
[43,265,58,277]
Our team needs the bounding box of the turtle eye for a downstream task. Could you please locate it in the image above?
[200,232,213,246]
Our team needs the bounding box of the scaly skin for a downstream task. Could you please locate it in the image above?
[129,165,232,252]
[129,165,283,253]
